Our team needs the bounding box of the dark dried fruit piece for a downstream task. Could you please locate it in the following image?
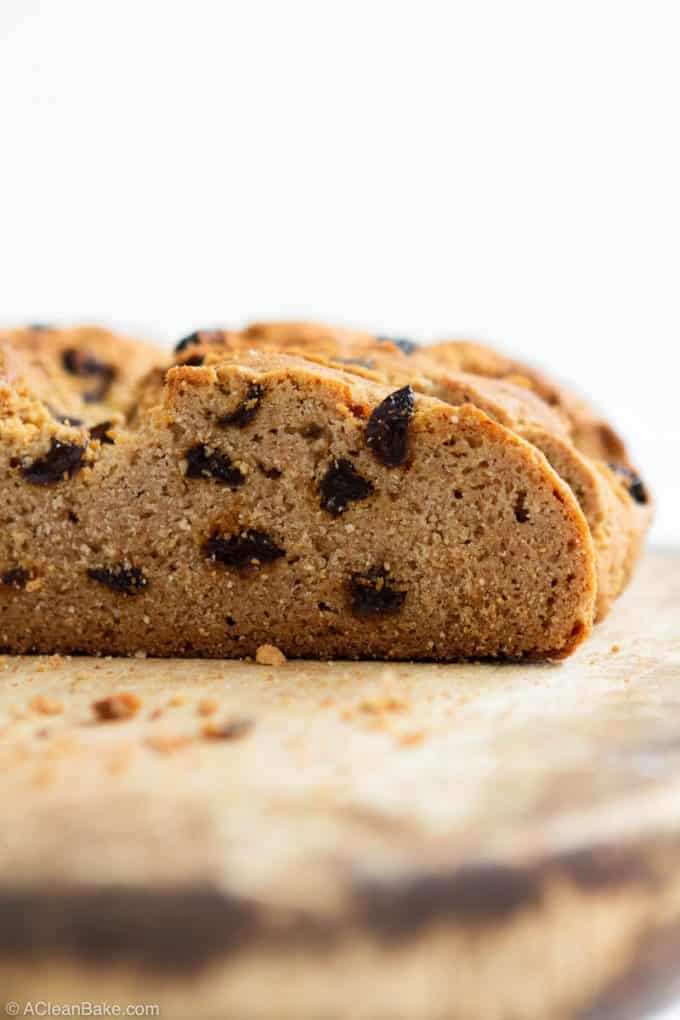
[90,421,115,445]
[174,329,224,354]
[61,348,117,401]
[1,567,28,589]
[23,440,86,485]
[513,490,530,523]
[365,385,415,467]
[377,335,418,355]
[219,384,264,428]
[185,445,246,487]
[629,478,649,505]
[320,459,373,515]
[609,463,649,505]
[349,567,407,617]
[62,348,93,375]
[259,464,282,480]
[204,529,285,568]
[175,332,201,353]
[88,565,149,595]
[183,354,205,367]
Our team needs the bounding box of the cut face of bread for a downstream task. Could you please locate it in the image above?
[0,347,596,659]
[167,326,651,623]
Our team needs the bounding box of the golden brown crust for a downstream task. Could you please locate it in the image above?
[416,338,632,465]
[168,320,634,465]
[516,428,651,620]
[0,324,164,426]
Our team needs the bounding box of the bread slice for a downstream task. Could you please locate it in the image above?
[0,335,596,659]
[168,324,651,621]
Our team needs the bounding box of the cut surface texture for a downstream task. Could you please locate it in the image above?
[168,323,652,622]
[0,321,650,658]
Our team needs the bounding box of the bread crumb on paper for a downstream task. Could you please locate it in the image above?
[398,730,425,748]
[202,717,254,741]
[93,692,141,722]
[197,697,219,716]
[145,732,193,754]
[30,694,64,716]
[256,644,287,667]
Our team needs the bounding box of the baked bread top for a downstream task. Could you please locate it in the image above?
[0,324,163,427]
[171,321,632,466]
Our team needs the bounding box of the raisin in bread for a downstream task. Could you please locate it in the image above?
[1,334,597,659]
[167,325,651,621]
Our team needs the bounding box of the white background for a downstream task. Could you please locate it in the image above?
[0,5,679,1018]
[0,0,678,551]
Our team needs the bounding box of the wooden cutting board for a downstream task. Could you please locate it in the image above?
[1,549,679,1020]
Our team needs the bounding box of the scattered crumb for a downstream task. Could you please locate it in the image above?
[256,644,287,667]
[359,693,410,715]
[319,696,335,708]
[93,692,142,722]
[611,644,621,654]
[148,707,164,721]
[168,694,187,707]
[145,733,193,754]
[30,694,64,716]
[398,730,425,748]
[197,697,219,717]
[202,717,254,741]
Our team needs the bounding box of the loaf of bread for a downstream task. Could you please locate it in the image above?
[0,322,650,659]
